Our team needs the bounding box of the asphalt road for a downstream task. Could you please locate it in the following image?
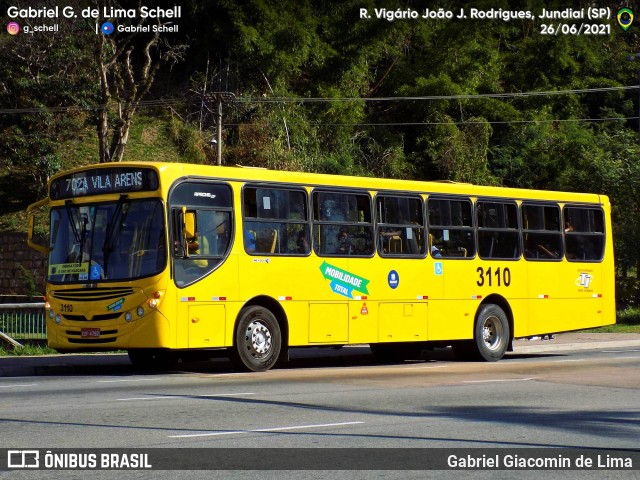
[1,345,639,479]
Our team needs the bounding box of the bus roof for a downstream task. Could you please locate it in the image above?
[53,161,606,205]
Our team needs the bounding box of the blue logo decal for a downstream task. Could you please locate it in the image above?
[90,265,102,280]
[388,270,399,289]
[434,262,443,276]
[330,280,353,298]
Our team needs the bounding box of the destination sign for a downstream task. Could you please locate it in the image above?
[50,167,159,200]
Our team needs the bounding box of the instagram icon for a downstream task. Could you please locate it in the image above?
[7,22,20,35]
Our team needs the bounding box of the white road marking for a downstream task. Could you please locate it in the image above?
[463,377,538,384]
[98,378,158,383]
[403,365,449,370]
[0,384,37,388]
[169,421,365,439]
[117,392,255,401]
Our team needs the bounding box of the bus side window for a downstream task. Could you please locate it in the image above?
[313,190,374,257]
[427,197,474,258]
[564,206,605,262]
[243,186,309,255]
[476,201,520,260]
[376,195,426,257]
[522,203,563,261]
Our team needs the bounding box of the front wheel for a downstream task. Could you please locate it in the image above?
[474,304,510,361]
[231,306,282,372]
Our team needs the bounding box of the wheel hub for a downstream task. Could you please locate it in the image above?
[482,315,502,350]
[246,320,272,356]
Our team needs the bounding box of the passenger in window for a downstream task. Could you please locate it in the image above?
[187,236,200,255]
[296,230,309,253]
[185,231,209,267]
[431,245,442,258]
[565,221,573,232]
[323,200,344,221]
[336,230,351,254]
[245,228,256,252]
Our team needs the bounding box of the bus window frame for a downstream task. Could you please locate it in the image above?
[167,178,234,288]
[563,204,606,263]
[312,188,375,258]
[475,197,522,261]
[426,194,476,259]
[374,192,427,258]
[241,183,311,256]
[521,201,563,262]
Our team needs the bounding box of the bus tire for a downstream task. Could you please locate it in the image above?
[473,304,510,362]
[231,306,281,372]
[128,349,177,371]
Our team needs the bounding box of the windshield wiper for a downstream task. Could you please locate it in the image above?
[77,214,88,266]
[65,200,81,244]
[102,194,128,276]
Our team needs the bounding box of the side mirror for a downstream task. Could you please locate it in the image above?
[27,198,50,254]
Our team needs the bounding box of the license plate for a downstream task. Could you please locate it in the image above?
[81,328,100,338]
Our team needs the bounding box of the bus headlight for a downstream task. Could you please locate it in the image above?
[125,312,133,322]
[54,314,61,324]
[136,306,145,317]
[48,309,55,319]
[147,298,158,309]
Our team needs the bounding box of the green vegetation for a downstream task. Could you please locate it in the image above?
[587,307,640,333]
[0,343,57,357]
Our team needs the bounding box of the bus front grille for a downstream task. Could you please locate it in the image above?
[62,313,122,322]
[51,288,135,302]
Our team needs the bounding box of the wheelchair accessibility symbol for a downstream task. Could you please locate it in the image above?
[434,262,443,276]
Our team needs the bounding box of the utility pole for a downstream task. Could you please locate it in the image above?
[204,92,235,166]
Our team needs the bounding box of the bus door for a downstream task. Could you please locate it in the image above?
[169,181,235,349]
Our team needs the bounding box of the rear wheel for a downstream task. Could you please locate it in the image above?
[474,304,510,361]
[451,304,510,362]
[231,306,282,372]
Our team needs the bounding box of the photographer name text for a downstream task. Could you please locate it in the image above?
[7,5,181,20]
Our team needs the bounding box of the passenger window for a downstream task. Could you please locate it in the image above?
[427,197,475,258]
[376,195,425,257]
[477,201,520,260]
[522,204,562,261]
[169,182,233,287]
[243,186,309,255]
[564,206,605,262]
[312,190,374,256]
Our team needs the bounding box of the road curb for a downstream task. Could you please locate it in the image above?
[513,339,640,354]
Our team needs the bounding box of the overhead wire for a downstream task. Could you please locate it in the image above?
[0,84,636,115]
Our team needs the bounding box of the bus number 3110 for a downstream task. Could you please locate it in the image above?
[476,266,511,287]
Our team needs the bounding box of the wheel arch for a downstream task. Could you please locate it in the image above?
[479,294,514,351]
[237,295,289,349]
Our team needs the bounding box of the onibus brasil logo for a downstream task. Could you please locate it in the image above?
[320,261,370,298]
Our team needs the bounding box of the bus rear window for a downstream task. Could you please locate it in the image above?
[564,207,605,262]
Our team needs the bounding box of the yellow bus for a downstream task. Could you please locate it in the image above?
[27,162,615,371]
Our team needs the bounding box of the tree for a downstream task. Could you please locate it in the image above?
[95,0,187,163]
[0,4,96,192]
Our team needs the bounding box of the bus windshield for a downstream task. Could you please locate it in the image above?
[48,199,166,283]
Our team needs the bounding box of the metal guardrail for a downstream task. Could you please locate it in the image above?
[0,303,47,346]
